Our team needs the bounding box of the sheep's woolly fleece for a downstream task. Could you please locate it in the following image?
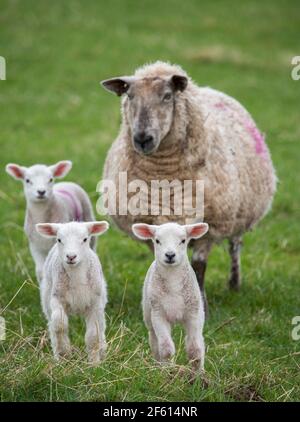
[103,61,277,243]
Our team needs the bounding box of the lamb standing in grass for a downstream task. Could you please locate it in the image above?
[101,61,277,314]
[6,161,96,282]
[132,222,208,378]
[36,221,109,363]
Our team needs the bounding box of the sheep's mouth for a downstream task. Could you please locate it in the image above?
[132,136,159,156]
[66,260,78,266]
[164,259,176,265]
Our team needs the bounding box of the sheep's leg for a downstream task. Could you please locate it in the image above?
[228,237,242,291]
[49,302,71,359]
[184,314,205,374]
[148,328,160,360]
[192,242,212,318]
[30,245,46,283]
[143,303,159,359]
[85,308,107,364]
[151,312,175,362]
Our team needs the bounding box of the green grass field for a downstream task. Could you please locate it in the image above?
[0,0,300,402]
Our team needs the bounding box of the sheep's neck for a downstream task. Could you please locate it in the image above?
[26,195,58,224]
[129,140,182,181]
[126,98,206,183]
[64,262,88,286]
[154,259,191,290]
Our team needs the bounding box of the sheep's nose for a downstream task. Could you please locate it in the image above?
[66,254,77,262]
[37,190,46,197]
[165,252,176,261]
[133,132,154,150]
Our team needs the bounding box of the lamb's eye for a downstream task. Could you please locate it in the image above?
[83,238,88,243]
[49,178,53,183]
[163,93,172,102]
[155,239,160,245]
[57,238,62,243]
[26,179,30,184]
[181,239,186,244]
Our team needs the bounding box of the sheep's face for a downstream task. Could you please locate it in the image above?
[132,222,208,268]
[36,221,109,268]
[101,75,188,155]
[6,161,72,204]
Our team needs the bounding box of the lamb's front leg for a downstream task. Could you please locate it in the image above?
[30,245,46,283]
[85,307,107,364]
[184,313,205,376]
[151,311,175,362]
[49,299,71,359]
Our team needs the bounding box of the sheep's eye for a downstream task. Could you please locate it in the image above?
[181,239,186,244]
[83,238,88,243]
[163,93,172,102]
[57,238,62,243]
[155,239,160,245]
[49,178,53,183]
[26,179,30,184]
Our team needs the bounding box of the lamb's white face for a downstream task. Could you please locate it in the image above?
[23,165,55,203]
[132,222,209,268]
[153,224,189,267]
[36,221,109,268]
[56,223,91,267]
[5,161,72,204]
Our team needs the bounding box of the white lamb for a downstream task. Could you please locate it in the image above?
[36,221,109,363]
[6,161,96,282]
[132,221,208,378]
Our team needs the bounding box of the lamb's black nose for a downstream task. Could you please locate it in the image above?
[165,252,176,261]
[37,190,46,197]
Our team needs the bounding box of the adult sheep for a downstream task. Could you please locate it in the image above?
[100,61,276,314]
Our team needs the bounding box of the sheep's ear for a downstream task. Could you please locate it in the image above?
[6,163,26,180]
[170,75,188,92]
[185,223,208,239]
[36,223,60,238]
[49,160,72,178]
[132,223,157,240]
[86,221,109,236]
[101,77,135,96]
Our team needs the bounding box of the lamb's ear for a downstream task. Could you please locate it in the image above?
[86,221,109,236]
[49,161,72,178]
[185,223,208,240]
[101,77,135,96]
[170,75,188,92]
[6,163,26,181]
[36,223,60,238]
[132,223,157,240]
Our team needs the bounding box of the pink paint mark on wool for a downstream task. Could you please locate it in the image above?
[214,102,227,109]
[56,189,83,221]
[243,118,267,156]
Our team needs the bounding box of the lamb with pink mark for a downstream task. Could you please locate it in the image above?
[6,161,96,282]
[132,221,208,380]
[36,221,109,363]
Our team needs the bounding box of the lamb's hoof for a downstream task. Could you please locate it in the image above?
[88,357,102,366]
[189,370,209,388]
[159,358,174,368]
[88,349,106,366]
[54,349,71,361]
